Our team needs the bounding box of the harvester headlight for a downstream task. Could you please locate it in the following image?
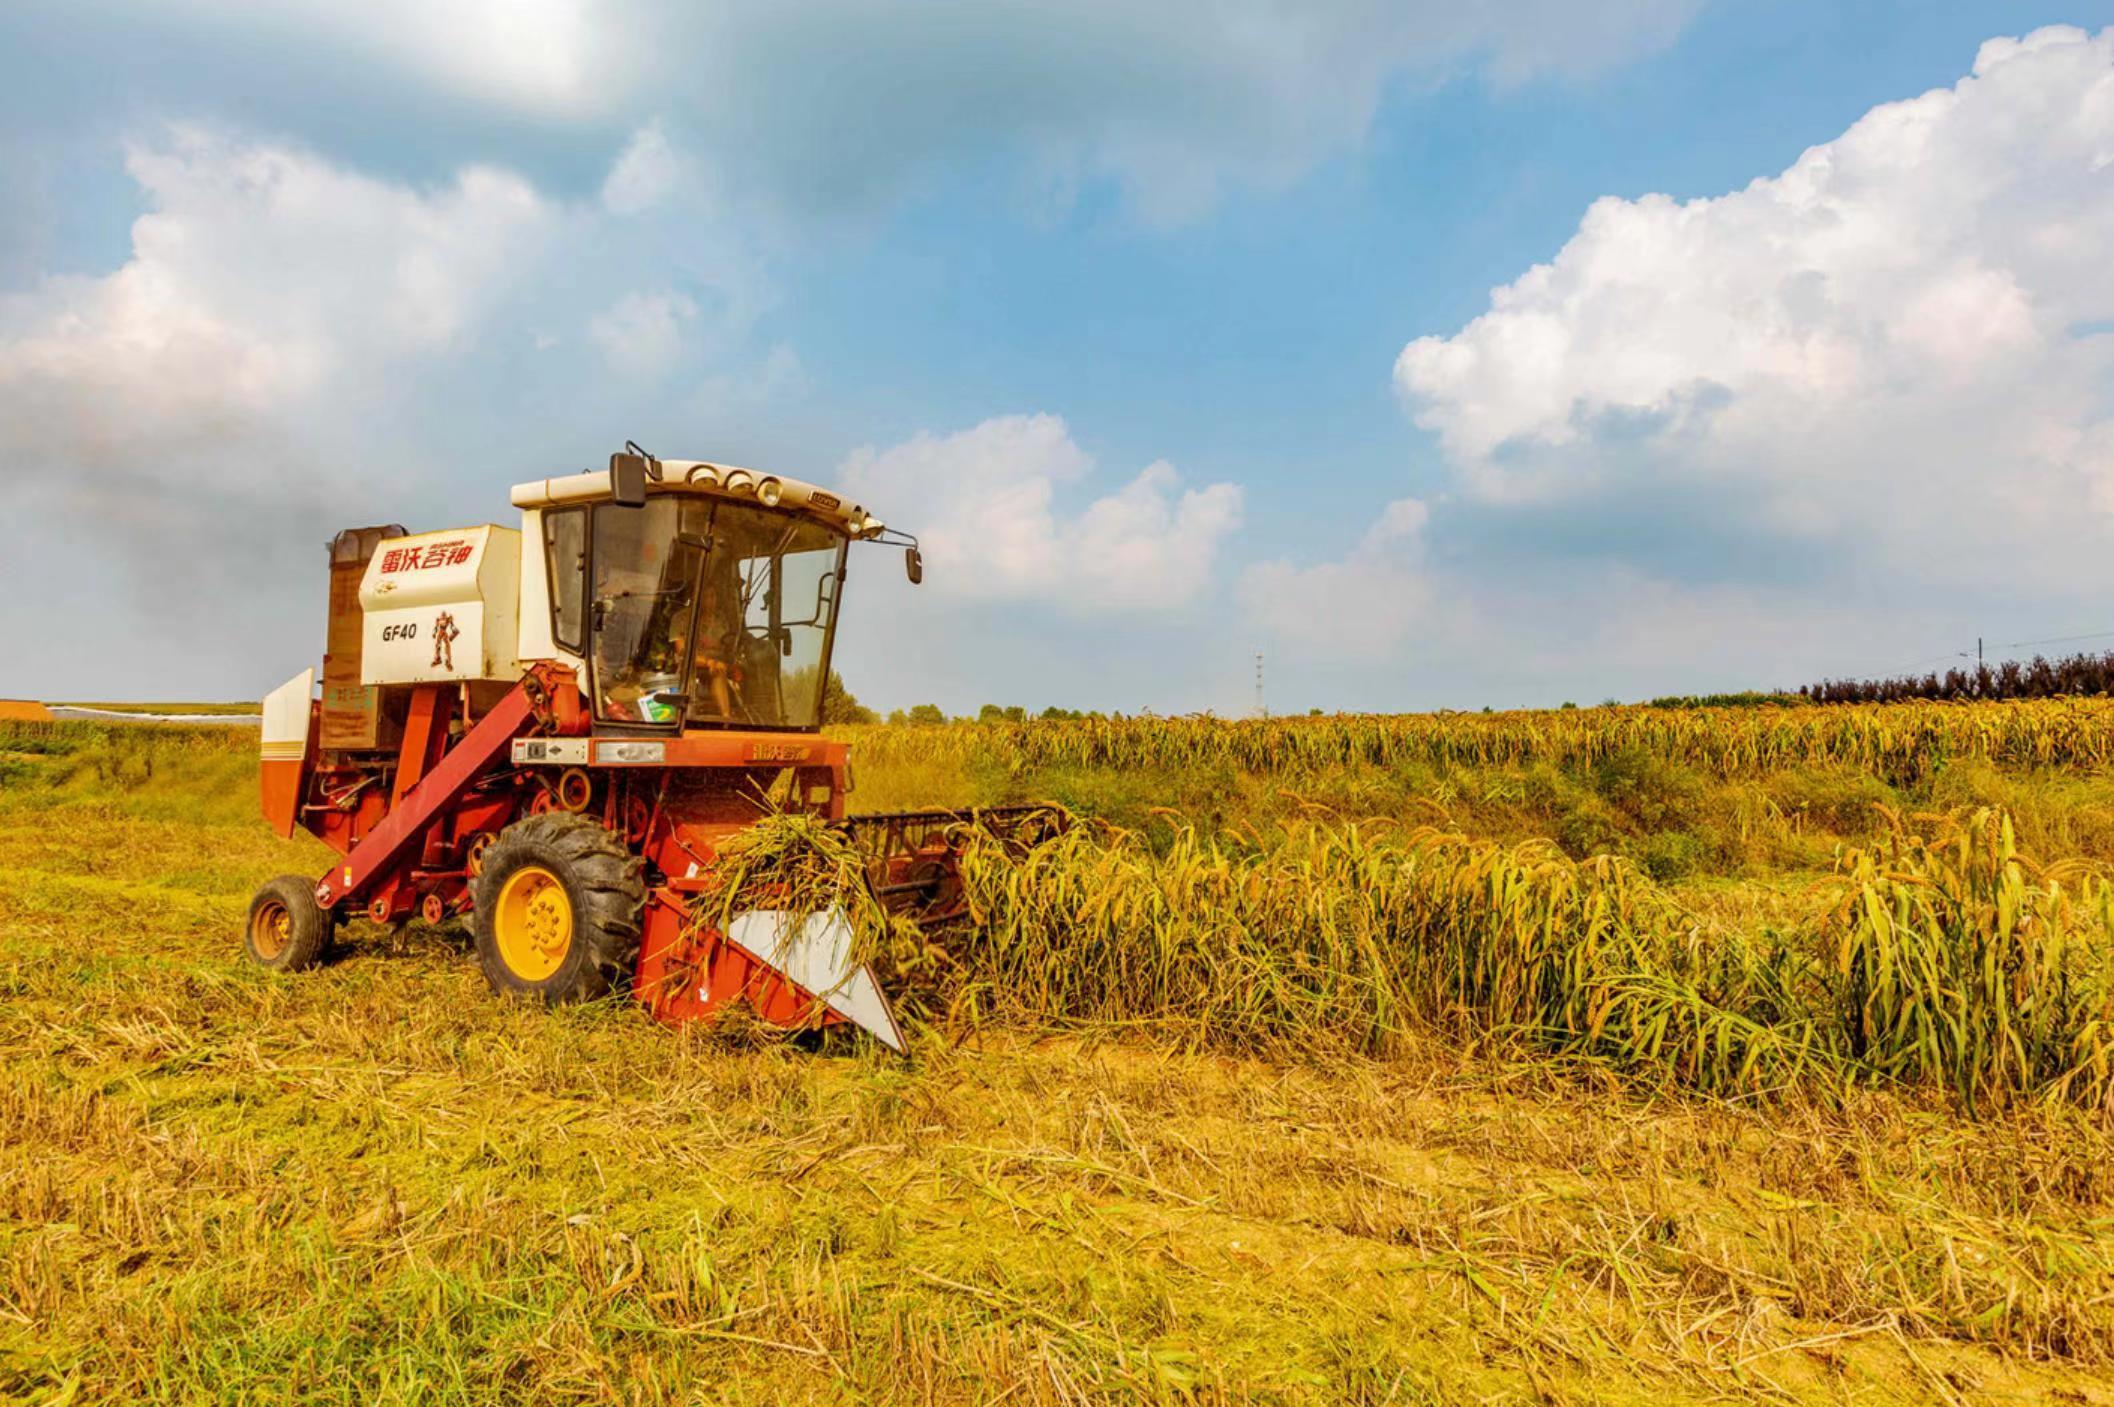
[756,476,783,507]
[722,469,756,496]
[685,464,721,489]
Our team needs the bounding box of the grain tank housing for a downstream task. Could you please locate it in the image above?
[358,525,522,685]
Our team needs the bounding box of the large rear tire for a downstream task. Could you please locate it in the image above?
[245,875,332,973]
[472,812,645,1004]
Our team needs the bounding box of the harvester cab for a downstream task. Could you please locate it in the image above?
[248,448,1052,1051]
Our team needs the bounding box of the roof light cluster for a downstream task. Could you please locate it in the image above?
[514,455,885,539]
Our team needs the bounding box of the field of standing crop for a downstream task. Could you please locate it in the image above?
[5,707,2114,1404]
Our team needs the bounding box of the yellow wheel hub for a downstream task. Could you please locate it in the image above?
[494,865,573,982]
[251,901,290,959]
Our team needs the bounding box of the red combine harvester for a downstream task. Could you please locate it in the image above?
[247,448,1051,1049]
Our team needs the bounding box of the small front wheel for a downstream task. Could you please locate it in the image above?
[245,875,332,972]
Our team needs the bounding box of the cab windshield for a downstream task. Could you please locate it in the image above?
[588,497,846,729]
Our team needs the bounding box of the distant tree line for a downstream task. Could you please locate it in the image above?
[825,679,1108,727]
[817,673,877,724]
[879,703,1098,725]
[1799,650,2114,704]
[1645,691,1805,710]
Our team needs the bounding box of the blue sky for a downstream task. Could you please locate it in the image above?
[3,1,2111,713]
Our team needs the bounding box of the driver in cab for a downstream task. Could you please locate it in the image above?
[688,557,743,721]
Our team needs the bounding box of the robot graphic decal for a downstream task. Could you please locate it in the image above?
[430,611,461,672]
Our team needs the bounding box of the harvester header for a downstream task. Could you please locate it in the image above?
[244,446,1044,1052]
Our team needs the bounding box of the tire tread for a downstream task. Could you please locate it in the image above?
[471,812,647,1003]
[244,875,332,973]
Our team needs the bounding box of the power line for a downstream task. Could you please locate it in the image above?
[1847,651,1975,680]
[1994,628,2114,651]
[1812,631,2114,689]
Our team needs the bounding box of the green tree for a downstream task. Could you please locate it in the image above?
[821,673,878,725]
[906,703,945,725]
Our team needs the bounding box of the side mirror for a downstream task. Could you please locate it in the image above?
[609,452,649,508]
[905,546,923,585]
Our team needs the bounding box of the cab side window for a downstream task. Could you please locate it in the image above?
[544,508,586,652]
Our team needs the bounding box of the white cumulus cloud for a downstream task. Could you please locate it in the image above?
[1393,24,2114,592]
[589,290,697,378]
[0,127,553,501]
[836,413,1243,611]
[85,1,1697,227]
[1241,497,1431,658]
[0,124,785,513]
[154,0,606,115]
[668,0,1699,224]
[601,121,684,216]
[0,123,793,699]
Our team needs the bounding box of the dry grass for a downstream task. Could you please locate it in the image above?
[6,719,2114,1402]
